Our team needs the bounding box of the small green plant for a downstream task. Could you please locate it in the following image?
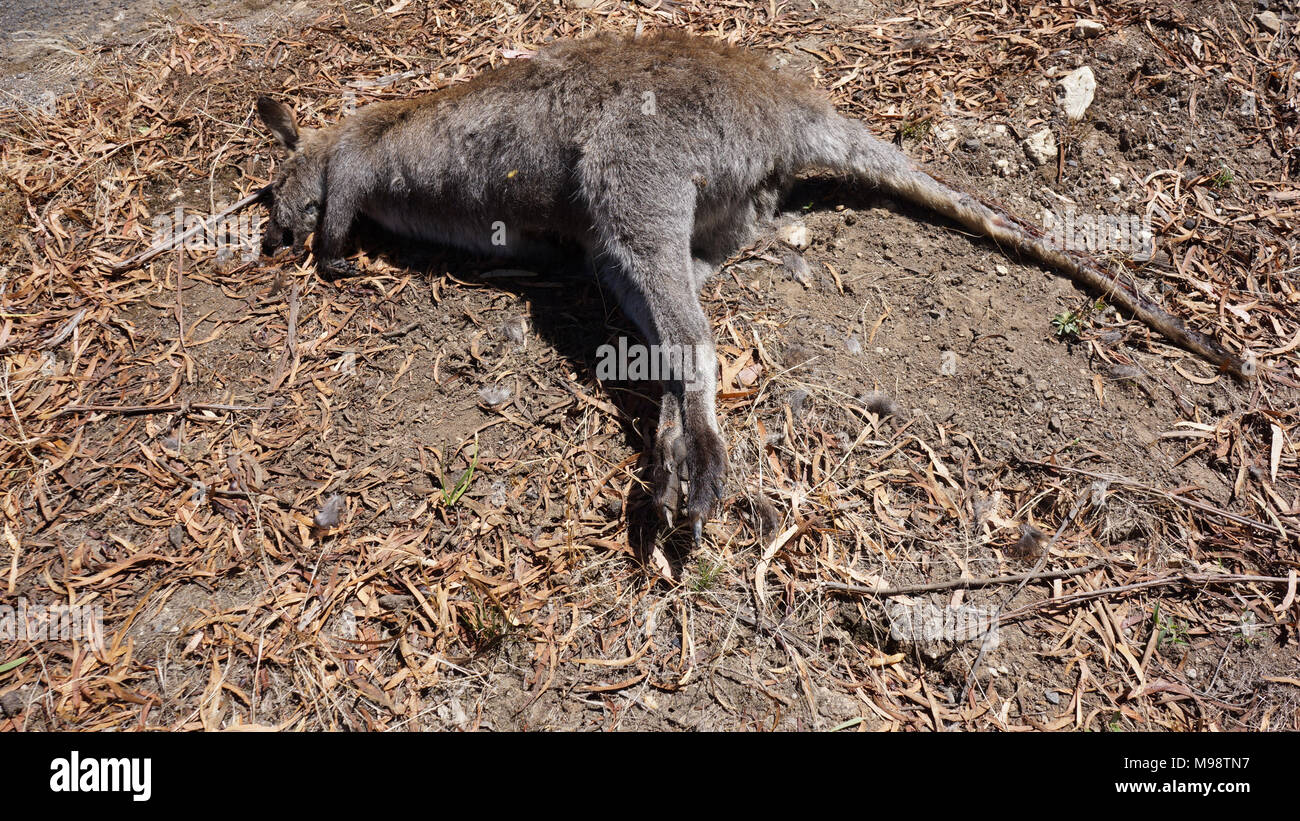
[460,591,509,649]
[1051,310,1084,339]
[690,556,725,592]
[899,117,932,141]
[1107,712,1125,732]
[1235,612,1259,645]
[0,656,28,675]
[1209,165,1234,190]
[1051,297,1106,341]
[439,441,478,508]
[1153,603,1189,648]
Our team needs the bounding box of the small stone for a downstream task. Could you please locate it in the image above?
[1074,19,1105,38]
[0,691,23,717]
[777,221,809,249]
[1059,66,1097,121]
[1255,11,1281,33]
[1049,414,1063,432]
[1022,128,1058,166]
[378,594,415,611]
[1045,690,1061,705]
[961,137,982,152]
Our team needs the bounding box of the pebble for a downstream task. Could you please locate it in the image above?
[1255,11,1281,33]
[1059,66,1096,121]
[777,221,809,249]
[1022,128,1057,166]
[1074,19,1105,38]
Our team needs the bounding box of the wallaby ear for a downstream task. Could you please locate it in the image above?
[256,95,299,151]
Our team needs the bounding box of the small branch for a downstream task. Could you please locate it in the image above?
[57,402,272,416]
[108,185,271,273]
[1019,457,1287,539]
[1000,571,1296,622]
[822,560,1105,597]
[270,282,300,392]
[0,308,87,355]
[42,308,87,350]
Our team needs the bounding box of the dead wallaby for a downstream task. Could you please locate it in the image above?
[255,31,1253,541]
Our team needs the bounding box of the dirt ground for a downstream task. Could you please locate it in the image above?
[1,1,1297,731]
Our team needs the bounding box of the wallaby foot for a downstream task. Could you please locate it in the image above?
[652,395,727,542]
[319,257,359,280]
[652,393,686,527]
[684,424,727,542]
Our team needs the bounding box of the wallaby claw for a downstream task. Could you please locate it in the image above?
[682,428,727,536]
[652,416,687,526]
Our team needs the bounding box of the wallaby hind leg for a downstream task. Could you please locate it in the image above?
[593,241,727,538]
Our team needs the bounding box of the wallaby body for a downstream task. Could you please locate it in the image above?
[257,31,1250,540]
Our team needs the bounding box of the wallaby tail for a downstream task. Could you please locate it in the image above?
[820,118,1254,380]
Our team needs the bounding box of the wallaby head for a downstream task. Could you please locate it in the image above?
[256,96,327,256]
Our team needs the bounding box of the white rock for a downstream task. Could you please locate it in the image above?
[933,120,958,143]
[1022,128,1058,166]
[1074,19,1105,38]
[777,221,809,249]
[1059,66,1096,121]
[1256,11,1281,33]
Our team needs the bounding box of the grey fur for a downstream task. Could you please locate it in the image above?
[256,31,1250,536]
